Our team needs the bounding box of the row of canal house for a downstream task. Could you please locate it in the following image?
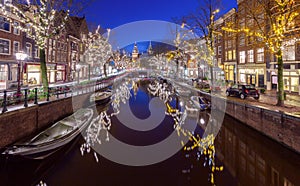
[216,0,300,93]
[185,0,300,94]
[0,4,91,90]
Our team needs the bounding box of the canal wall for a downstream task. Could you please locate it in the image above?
[207,94,300,154]
[0,93,91,149]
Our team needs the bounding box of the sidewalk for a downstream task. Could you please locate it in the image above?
[261,90,300,108]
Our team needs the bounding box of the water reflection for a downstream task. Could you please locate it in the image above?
[0,77,300,186]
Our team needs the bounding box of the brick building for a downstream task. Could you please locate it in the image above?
[0,4,89,90]
[218,0,300,94]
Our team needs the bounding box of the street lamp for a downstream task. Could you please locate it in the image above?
[15,51,27,98]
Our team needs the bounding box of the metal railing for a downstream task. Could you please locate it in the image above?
[0,76,116,114]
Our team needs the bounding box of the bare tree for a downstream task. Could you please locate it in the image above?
[181,0,222,88]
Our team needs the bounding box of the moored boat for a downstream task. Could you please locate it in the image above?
[2,108,93,159]
[90,90,112,105]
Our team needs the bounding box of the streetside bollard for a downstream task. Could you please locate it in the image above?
[34,88,38,104]
[47,87,50,101]
[2,90,8,113]
[24,89,28,107]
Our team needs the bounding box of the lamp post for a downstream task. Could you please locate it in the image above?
[15,51,27,98]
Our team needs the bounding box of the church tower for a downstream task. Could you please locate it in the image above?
[131,42,139,62]
[147,41,153,55]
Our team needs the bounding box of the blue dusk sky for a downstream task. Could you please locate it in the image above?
[82,0,237,50]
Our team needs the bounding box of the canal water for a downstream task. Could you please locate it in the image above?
[1,77,300,186]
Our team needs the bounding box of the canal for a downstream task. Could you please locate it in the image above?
[1,77,300,186]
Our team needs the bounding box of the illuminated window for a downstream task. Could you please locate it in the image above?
[233,50,236,60]
[0,64,8,81]
[239,51,246,63]
[228,50,232,60]
[283,41,295,61]
[257,48,264,62]
[247,50,254,63]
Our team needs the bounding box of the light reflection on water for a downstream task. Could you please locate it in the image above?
[0,78,300,186]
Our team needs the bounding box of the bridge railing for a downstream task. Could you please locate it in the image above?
[0,76,116,114]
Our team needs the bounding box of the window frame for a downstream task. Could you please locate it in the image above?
[257,48,264,63]
[0,38,11,55]
[13,41,20,54]
[13,21,20,35]
[26,42,32,57]
[0,16,11,33]
[247,50,254,63]
[239,51,246,64]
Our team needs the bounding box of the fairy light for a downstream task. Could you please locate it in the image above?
[84,25,113,68]
[148,80,223,185]
[222,0,299,58]
[1,0,69,49]
[80,82,131,162]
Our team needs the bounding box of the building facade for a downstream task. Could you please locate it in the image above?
[219,0,300,94]
[0,5,89,90]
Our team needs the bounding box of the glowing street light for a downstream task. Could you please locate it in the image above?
[15,51,27,98]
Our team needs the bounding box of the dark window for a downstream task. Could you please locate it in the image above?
[0,16,10,32]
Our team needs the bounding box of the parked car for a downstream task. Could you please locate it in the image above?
[226,84,259,100]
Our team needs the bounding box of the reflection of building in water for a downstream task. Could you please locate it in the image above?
[215,116,300,186]
[132,80,139,97]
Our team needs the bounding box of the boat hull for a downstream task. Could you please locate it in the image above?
[2,108,93,160]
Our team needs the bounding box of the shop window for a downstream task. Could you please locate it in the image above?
[0,64,7,81]
[0,38,10,54]
[0,16,10,32]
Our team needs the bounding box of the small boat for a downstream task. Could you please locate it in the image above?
[191,96,211,111]
[2,108,93,159]
[90,90,112,105]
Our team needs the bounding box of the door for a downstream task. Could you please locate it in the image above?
[258,75,264,88]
